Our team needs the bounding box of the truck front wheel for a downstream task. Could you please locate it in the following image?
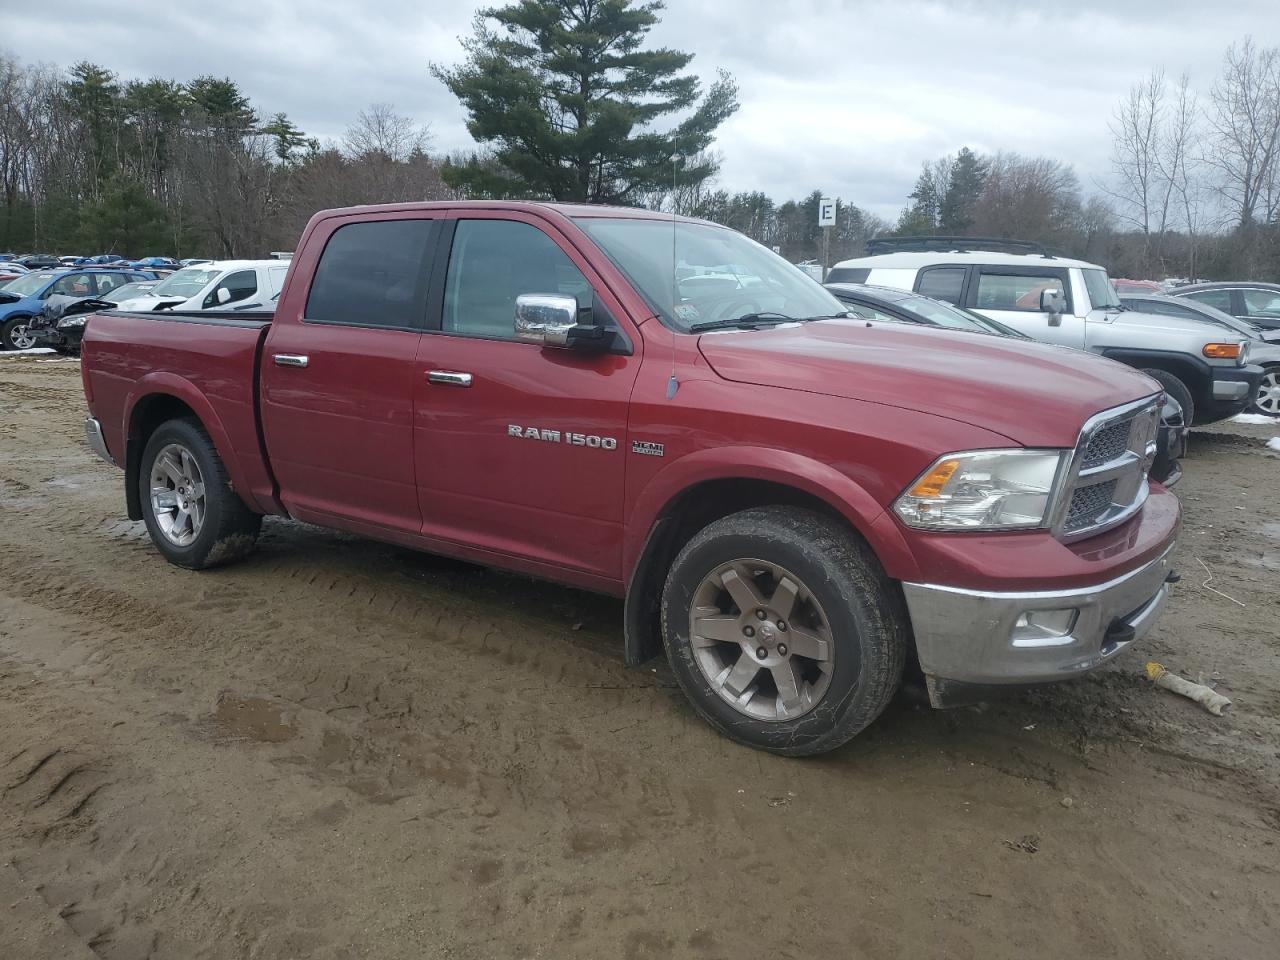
[661,506,906,756]
[139,418,262,569]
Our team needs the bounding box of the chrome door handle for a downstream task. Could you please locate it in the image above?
[273,354,309,368]
[427,370,473,387]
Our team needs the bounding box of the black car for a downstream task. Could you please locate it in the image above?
[29,281,158,354]
[16,254,61,270]
[1170,281,1280,332]
[824,282,1030,337]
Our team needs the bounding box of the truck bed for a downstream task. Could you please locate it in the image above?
[81,309,280,515]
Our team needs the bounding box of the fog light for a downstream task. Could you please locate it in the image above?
[1011,608,1078,647]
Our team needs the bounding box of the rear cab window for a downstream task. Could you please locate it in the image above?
[305,219,438,329]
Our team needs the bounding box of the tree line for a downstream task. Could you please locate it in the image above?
[1,0,1278,284]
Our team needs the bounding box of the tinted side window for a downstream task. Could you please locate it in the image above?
[207,270,258,307]
[975,272,1064,312]
[443,220,590,340]
[306,219,436,328]
[1185,289,1232,313]
[916,266,965,304]
[94,273,127,294]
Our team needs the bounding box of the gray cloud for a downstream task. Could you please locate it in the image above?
[6,0,1278,218]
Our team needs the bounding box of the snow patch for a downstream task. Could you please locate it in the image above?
[0,347,55,357]
[1267,437,1280,452]
[1232,413,1279,425]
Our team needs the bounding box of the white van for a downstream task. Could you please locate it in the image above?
[115,260,290,313]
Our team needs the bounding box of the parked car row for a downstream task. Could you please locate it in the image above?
[0,259,289,352]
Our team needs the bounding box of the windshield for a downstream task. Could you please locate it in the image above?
[102,282,155,304]
[575,217,846,332]
[150,266,220,299]
[1082,268,1121,309]
[3,272,57,297]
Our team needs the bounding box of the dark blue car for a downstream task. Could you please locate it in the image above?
[0,268,157,349]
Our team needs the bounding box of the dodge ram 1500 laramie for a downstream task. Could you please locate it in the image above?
[78,201,1182,755]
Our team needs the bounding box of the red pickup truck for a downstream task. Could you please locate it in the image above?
[79,201,1181,755]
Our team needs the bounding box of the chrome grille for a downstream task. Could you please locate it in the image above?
[1053,397,1161,542]
[1064,479,1119,533]
[1082,420,1131,467]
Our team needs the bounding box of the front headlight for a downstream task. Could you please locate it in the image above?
[57,316,87,330]
[893,449,1067,531]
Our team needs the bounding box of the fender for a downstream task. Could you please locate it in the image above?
[121,372,270,515]
[624,445,920,583]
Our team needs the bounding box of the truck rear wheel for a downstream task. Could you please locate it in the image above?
[139,419,262,569]
[661,506,906,756]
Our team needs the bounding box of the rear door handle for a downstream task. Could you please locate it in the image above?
[273,354,309,368]
[427,370,473,387]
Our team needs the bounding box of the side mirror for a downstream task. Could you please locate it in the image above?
[514,294,606,350]
[1040,288,1065,313]
[215,287,232,304]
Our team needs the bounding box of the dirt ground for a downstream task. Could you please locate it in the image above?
[1,356,1277,960]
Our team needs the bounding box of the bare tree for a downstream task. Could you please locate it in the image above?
[342,103,430,163]
[1105,70,1172,271]
[1205,37,1280,228]
[1154,74,1208,279]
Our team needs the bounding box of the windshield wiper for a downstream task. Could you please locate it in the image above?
[688,312,795,332]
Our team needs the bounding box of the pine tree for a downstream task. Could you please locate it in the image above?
[938,146,989,233]
[433,0,738,203]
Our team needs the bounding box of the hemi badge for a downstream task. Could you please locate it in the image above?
[632,440,665,457]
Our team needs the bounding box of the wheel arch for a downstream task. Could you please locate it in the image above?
[622,450,917,666]
[122,375,258,520]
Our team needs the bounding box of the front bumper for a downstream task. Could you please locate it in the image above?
[903,545,1176,696]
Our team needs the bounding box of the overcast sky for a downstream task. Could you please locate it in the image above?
[6,1,1279,218]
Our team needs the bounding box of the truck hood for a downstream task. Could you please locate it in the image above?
[1109,308,1248,342]
[697,320,1160,448]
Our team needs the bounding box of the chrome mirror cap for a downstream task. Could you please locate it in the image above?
[515,294,578,346]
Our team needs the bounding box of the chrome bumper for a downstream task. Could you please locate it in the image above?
[903,546,1175,690]
[1212,379,1250,401]
[84,416,116,466]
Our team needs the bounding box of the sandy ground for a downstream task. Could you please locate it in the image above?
[1,356,1277,960]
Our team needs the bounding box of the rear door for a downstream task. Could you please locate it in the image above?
[261,214,440,533]
[412,212,641,580]
[963,264,1080,347]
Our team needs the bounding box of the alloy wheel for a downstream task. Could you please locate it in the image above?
[687,558,835,722]
[1255,370,1280,417]
[149,443,206,546]
[7,322,36,350]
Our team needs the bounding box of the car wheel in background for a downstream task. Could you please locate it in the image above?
[140,418,262,569]
[1141,369,1196,428]
[1,316,37,350]
[1253,368,1280,417]
[661,506,906,756]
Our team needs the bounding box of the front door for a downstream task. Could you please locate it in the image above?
[413,213,641,580]
[261,214,440,533]
[965,265,1082,347]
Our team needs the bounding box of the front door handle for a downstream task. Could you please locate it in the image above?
[427,370,473,387]
[273,354,309,368]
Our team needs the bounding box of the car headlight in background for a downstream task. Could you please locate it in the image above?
[893,449,1067,531]
[56,316,87,330]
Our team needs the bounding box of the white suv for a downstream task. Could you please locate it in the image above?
[828,238,1262,425]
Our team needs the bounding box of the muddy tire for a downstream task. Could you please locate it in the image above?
[1141,369,1195,428]
[139,418,261,569]
[661,506,906,756]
